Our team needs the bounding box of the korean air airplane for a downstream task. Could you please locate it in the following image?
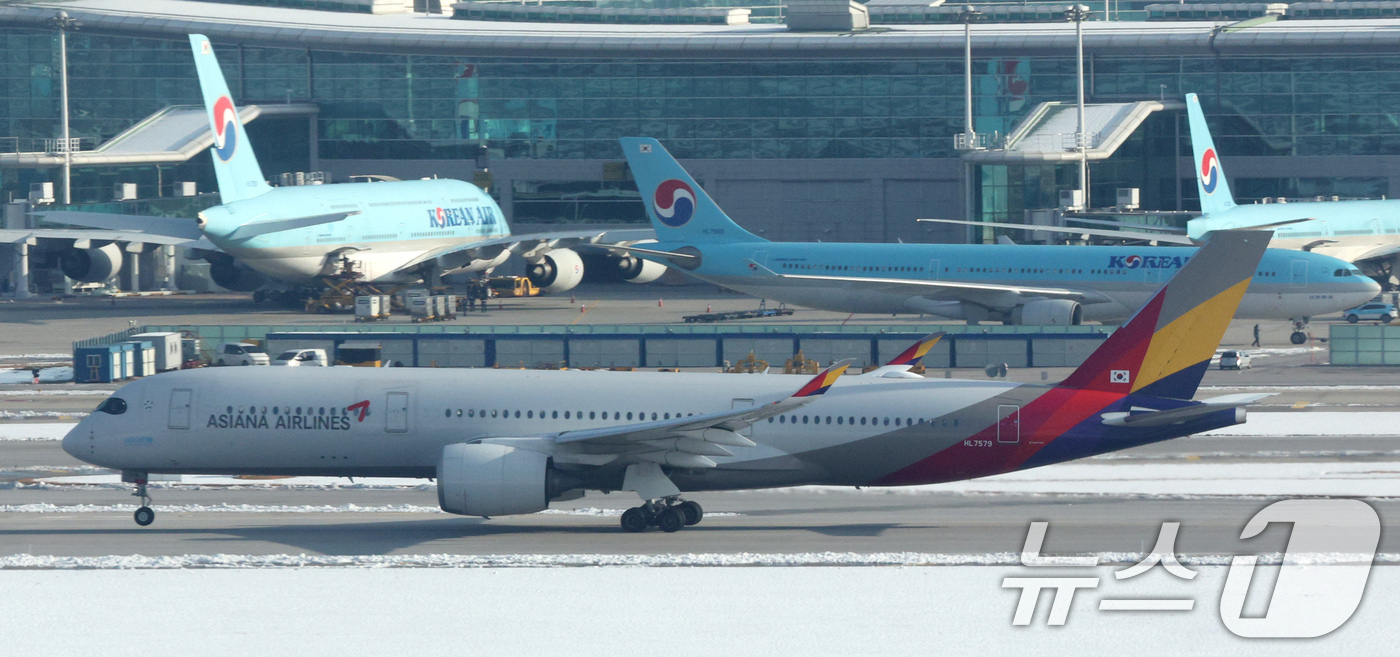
[69,232,1275,532]
[612,138,1376,327]
[29,35,658,297]
[929,93,1400,294]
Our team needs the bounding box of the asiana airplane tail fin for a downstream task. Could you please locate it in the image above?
[619,137,764,244]
[1185,93,1237,216]
[189,34,272,204]
[1060,231,1270,400]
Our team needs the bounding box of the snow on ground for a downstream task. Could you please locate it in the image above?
[0,551,1389,569]
[0,353,69,361]
[807,461,1400,498]
[31,474,433,488]
[1202,412,1400,436]
[0,389,109,396]
[0,410,86,420]
[0,422,74,441]
[28,461,1400,498]
[0,503,740,518]
[1,566,1396,656]
[0,366,73,384]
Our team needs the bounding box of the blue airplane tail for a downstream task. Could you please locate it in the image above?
[1185,93,1236,215]
[620,138,763,244]
[189,35,272,203]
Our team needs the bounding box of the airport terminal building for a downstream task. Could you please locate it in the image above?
[5,0,1400,249]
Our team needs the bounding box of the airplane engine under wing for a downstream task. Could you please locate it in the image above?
[59,243,123,283]
[615,253,667,284]
[1011,299,1083,326]
[526,248,585,294]
[437,443,550,517]
[206,252,268,292]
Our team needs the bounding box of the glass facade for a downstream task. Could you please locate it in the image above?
[2,28,1398,217]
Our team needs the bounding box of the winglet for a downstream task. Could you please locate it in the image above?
[791,358,857,398]
[884,333,945,367]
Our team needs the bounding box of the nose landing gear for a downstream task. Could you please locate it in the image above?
[1290,318,1310,345]
[124,471,155,526]
[620,497,705,533]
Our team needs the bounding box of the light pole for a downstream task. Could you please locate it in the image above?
[960,5,982,149]
[50,11,79,205]
[1066,4,1091,211]
[959,5,983,242]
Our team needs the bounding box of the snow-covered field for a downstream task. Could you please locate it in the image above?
[0,366,73,384]
[0,423,75,441]
[1,566,1395,656]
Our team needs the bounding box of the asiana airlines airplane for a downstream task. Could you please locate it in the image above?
[70,232,1274,533]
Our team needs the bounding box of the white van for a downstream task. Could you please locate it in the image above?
[272,348,329,367]
[215,343,270,367]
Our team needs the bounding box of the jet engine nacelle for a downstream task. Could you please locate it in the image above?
[207,252,268,292]
[526,248,584,294]
[437,443,550,517]
[59,243,123,283]
[615,254,667,284]
[1011,299,1083,326]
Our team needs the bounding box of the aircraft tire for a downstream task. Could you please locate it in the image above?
[1290,332,1307,345]
[620,507,648,533]
[657,507,685,533]
[134,506,155,527]
[679,501,703,526]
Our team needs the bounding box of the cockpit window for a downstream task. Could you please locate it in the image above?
[95,397,127,415]
[1335,269,1354,277]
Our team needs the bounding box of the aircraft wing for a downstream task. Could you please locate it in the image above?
[393,227,657,273]
[525,359,857,469]
[919,218,1198,245]
[35,211,205,241]
[0,227,207,248]
[1312,242,1400,267]
[770,271,1089,301]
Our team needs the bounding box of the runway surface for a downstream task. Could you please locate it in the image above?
[4,291,1399,563]
[4,429,1398,560]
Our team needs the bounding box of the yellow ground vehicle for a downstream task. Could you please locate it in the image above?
[487,276,540,298]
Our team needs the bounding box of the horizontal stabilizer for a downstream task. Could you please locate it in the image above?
[224,211,356,240]
[1101,403,1243,427]
[38,211,204,241]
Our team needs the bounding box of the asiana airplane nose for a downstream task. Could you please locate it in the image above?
[61,419,84,459]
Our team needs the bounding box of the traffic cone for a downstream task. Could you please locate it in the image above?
[570,295,575,304]
[658,298,664,308]
[706,304,711,313]
[581,304,586,313]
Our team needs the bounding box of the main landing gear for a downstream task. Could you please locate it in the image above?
[130,475,155,526]
[620,497,704,533]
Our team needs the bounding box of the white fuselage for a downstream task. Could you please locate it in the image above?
[65,367,1016,486]
[199,179,510,283]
